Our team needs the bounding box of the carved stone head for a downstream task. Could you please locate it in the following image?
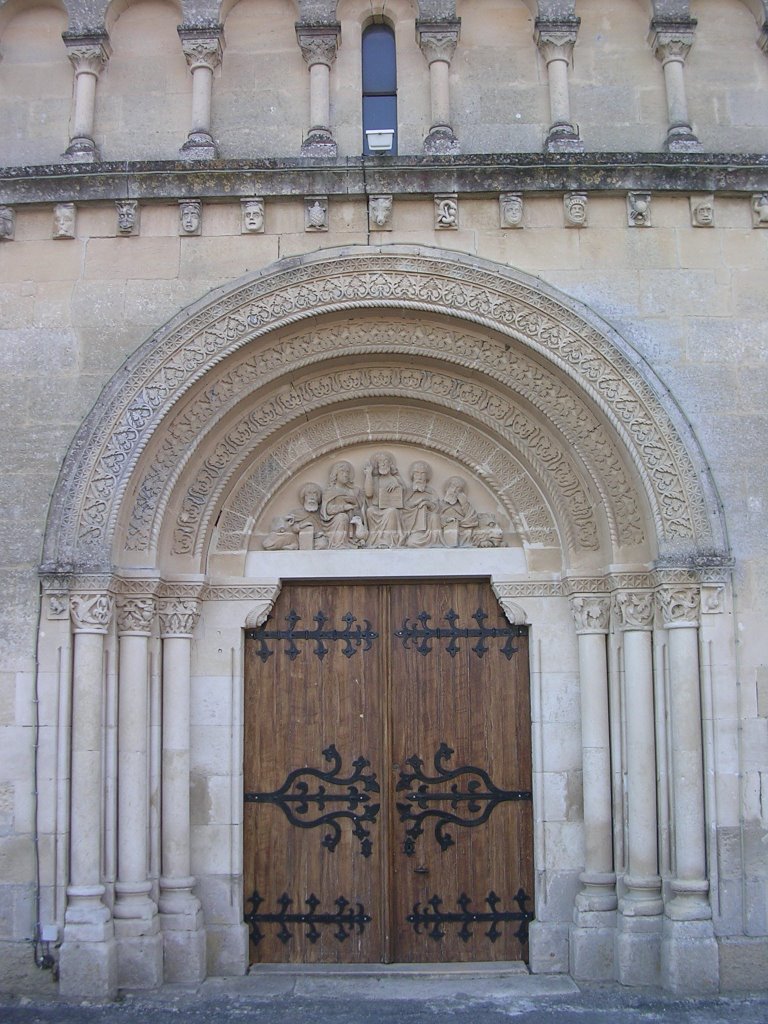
[241,198,265,233]
[369,195,393,230]
[0,206,15,241]
[328,461,354,487]
[564,192,588,227]
[690,195,714,228]
[53,203,76,239]
[499,193,523,228]
[179,199,202,235]
[299,482,323,512]
[409,460,432,489]
[116,199,139,235]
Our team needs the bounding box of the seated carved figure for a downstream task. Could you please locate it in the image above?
[321,461,367,548]
[440,476,480,547]
[288,481,328,549]
[364,451,407,548]
[262,513,300,550]
[403,460,443,547]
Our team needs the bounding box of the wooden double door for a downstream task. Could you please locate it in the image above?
[243,580,533,964]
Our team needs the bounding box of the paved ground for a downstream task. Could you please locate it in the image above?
[1,966,767,1024]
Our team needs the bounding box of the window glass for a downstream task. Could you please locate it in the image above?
[362,24,397,154]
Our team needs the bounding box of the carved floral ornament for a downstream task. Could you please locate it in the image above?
[40,249,718,574]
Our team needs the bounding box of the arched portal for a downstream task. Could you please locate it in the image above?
[39,247,729,997]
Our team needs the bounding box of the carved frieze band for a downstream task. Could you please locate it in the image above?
[45,253,711,569]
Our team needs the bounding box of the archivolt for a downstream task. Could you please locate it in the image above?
[42,246,724,574]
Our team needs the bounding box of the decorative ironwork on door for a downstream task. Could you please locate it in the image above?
[246,609,378,662]
[396,742,533,855]
[245,891,372,946]
[244,744,380,857]
[394,607,525,659]
[407,889,534,944]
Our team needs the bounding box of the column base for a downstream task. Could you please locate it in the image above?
[63,137,99,162]
[180,132,218,160]
[528,920,570,974]
[616,910,662,986]
[544,123,584,153]
[115,926,163,989]
[424,125,460,155]
[661,916,719,994]
[665,125,701,152]
[162,920,207,982]
[569,914,616,981]
[301,129,337,158]
[58,937,117,1000]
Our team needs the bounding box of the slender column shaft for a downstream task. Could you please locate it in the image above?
[429,60,451,128]
[662,57,689,128]
[72,71,98,141]
[547,57,572,126]
[309,62,330,130]
[161,636,193,882]
[70,629,107,887]
[649,20,700,151]
[568,595,616,982]
[623,629,659,882]
[190,65,214,134]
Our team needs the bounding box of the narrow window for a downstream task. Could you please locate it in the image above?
[362,23,397,154]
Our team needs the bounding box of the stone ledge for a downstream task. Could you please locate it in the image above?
[1,153,767,205]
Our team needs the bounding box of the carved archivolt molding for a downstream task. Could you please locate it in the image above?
[124,318,646,564]
[41,248,719,573]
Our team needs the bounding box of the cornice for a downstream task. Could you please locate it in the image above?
[1,154,767,206]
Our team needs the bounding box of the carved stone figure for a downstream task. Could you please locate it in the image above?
[321,461,367,548]
[499,193,523,228]
[441,475,480,547]
[53,203,76,239]
[262,514,300,550]
[305,197,328,231]
[241,198,265,233]
[627,192,651,227]
[435,195,458,229]
[474,512,504,548]
[403,461,443,547]
[690,195,714,228]
[369,195,393,230]
[179,199,202,235]
[0,206,15,241]
[364,451,407,548]
[287,481,328,549]
[564,192,588,227]
[116,200,139,235]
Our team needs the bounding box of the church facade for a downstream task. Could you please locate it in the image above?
[0,0,766,1000]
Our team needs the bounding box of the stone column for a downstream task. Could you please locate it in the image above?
[62,32,111,162]
[534,18,583,152]
[613,590,663,985]
[296,24,340,157]
[568,595,616,980]
[59,588,117,1000]
[114,593,162,989]
[416,20,461,154]
[178,25,224,160]
[649,19,701,152]
[657,584,719,994]
[158,590,206,982]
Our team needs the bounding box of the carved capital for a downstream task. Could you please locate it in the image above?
[158,598,201,638]
[569,595,610,634]
[649,19,696,64]
[416,20,461,65]
[613,590,654,631]
[62,32,112,76]
[656,585,700,628]
[70,592,114,634]
[116,596,156,636]
[178,26,225,71]
[534,18,580,64]
[296,24,340,67]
